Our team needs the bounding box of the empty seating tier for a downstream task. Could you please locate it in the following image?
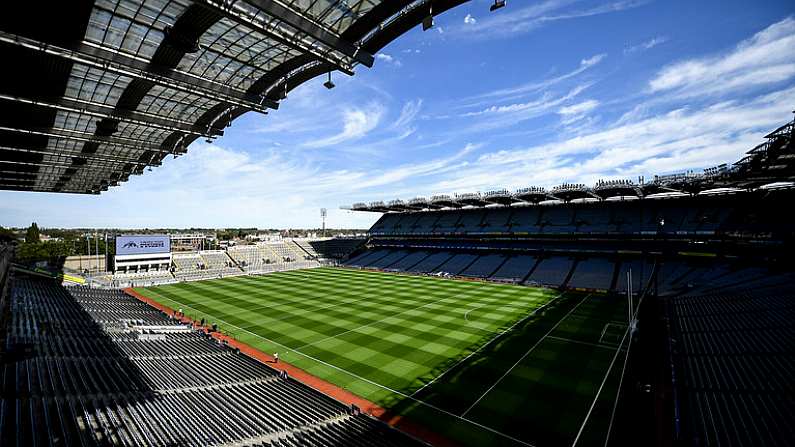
[0,275,425,447]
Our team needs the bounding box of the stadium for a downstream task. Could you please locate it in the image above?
[1,1,794,447]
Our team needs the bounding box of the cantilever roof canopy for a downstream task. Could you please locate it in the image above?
[0,0,469,194]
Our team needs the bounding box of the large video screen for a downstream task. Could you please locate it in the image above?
[116,235,171,256]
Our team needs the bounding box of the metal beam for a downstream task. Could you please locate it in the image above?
[0,158,145,172]
[0,31,280,113]
[199,0,366,75]
[0,145,154,166]
[0,183,97,194]
[0,93,223,138]
[0,125,181,154]
[212,0,373,67]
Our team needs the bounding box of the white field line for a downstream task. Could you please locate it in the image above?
[410,291,568,398]
[461,293,592,417]
[294,282,498,350]
[547,335,623,351]
[141,291,537,447]
[570,293,645,447]
[463,292,546,321]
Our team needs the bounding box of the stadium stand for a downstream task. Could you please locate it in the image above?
[300,238,366,260]
[344,118,795,446]
[433,254,479,276]
[525,256,575,287]
[665,279,795,446]
[0,273,426,446]
[458,254,505,278]
[566,257,615,290]
[490,255,538,283]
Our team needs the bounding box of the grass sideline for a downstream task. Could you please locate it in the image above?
[135,267,628,446]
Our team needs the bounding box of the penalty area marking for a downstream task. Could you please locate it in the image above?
[461,293,592,418]
[412,291,568,398]
[144,290,537,447]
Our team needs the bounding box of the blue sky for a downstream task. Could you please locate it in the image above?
[2,0,794,229]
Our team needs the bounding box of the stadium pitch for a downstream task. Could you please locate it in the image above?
[135,267,630,446]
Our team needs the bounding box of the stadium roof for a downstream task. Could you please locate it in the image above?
[0,0,469,194]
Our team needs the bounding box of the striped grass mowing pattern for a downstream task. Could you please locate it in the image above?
[135,267,628,447]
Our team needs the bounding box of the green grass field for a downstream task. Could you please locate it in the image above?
[135,267,629,447]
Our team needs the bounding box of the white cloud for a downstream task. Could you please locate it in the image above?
[452,0,649,39]
[375,53,402,67]
[464,14,477,25]
[649,17,795,96]
[303,102,385,148]
[455,83,592,132]
[558,99,600,116]
[624,36,667,54]
[474,86,795,182]
[467,53,605,102]
[393,99,423,130]
[557,99,600,125]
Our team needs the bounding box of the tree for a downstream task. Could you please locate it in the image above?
[0,226,17,243]
[25,222,40,244]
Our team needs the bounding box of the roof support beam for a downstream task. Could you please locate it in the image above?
[0,125,179,154]
[0,158,146,171]
[245,0,373,66]
[0,31,279,113]
[0,183,97,194]
[0,145,154,166]
[0,93,223,138]
[198,0,368,75]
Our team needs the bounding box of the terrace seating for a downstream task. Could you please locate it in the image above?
[567,258,615,290]
[431,253,479,276]
[458,254,505,278]
[0,275,424,446]
[172,253,203,272]
[525,256,575,287]
[369,250,410,270]
[405,252,455,273]
[490,255,537,282]
[666,284,795,446]
[388,251,430,271]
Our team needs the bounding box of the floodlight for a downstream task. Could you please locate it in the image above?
[323,71,335,89]
[490,0,506,12]
[422,15,434,31]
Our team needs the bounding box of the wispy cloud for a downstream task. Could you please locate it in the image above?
[375,53,402,67]
[649,17,795,96]
[303,102,385,148]
[624,36,668,54]
[557,99,600,124]
[393,99,423,130]
[467,53,606,103]
[453,0,649,40]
